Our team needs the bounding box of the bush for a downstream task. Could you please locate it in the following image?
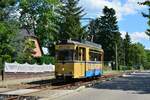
[31,55,56,65]
[143,62,150,69]
[15,55,55,65]
[40,55,55,64]
[119,65,132,70]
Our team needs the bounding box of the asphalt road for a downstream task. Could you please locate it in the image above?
[56,71,150,100]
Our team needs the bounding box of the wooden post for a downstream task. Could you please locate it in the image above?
[1,70,4,81]
[115,43,118,70]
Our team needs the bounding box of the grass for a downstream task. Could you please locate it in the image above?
[103,70,123,75]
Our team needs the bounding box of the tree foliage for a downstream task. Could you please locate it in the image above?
[0,0,16,20]
[144,50,150,69]
[57,0,86,40]
[89,6,121,63]
[0,0,18,68]
[123,32,131,66]
[88,6,149,70]
[15,37,36,63]
[0,0,39,67]
[139,1,150,37]
[19,0,60,46]
[129,43,146,69]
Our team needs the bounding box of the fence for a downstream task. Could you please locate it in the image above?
[4,62,55,73]
[2,62,55,80]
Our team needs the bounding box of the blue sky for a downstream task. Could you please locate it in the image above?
[79,0,150,49]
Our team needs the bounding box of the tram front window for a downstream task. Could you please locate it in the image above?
[56,50,73,61]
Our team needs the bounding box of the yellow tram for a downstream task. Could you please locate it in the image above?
[55,40,104,79]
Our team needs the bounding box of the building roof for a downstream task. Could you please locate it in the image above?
[19,29,43,56]
[19,29,36,37]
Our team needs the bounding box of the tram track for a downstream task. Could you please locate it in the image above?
[0,73,123,100]
[25,74,120,90]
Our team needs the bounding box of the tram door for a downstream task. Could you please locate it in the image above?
[78,47,86,77]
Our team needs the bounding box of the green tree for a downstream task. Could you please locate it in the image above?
[123,32,131,66]
[19,0,60,46]
[129,43,146,69]
[0,0,18,68]
[13,36,36,64]
[58,0,86,40]
[139,1,150,37]
[0,0,16,21]
[143,50,150,69]
[117,37,125,67]
[0,0,37,67]
[88,19,99,41]
[89,6,121,69]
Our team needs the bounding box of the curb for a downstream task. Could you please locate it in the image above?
[75,86,86,92]
[46,90,75,100]
[45,86,86,100]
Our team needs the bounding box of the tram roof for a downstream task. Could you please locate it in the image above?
[58,40,102,50]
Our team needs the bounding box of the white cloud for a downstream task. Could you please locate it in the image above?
[130,32,149,42]
[120,31,127,39]
[145,47,150,50]
[120,31,149,42]
[80,0,146,20]
[121,31,149,43]
[121,31,150,49]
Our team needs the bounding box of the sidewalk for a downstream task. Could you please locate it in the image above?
[0,76,54,87]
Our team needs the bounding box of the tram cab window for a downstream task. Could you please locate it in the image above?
[56,50,73,61]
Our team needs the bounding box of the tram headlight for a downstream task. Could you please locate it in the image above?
[62,68,64,71]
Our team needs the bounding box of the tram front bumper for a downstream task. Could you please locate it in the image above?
[56,72,73,78]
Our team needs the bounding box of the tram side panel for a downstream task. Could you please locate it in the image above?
[85,62,102,77]
[74,62,85,78]
[55,61,103,79]
[85,48,103,78]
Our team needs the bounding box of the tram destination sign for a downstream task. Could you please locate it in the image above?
[55,45,75,50]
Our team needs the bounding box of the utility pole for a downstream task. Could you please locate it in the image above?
[115,42,118,70]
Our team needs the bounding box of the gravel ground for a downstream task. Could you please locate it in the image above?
[0,76,54,87]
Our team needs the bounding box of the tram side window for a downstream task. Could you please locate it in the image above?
[82,48,86,61]
[99,54,102,61]
[75,47,86,61]
[89,50,101,61]
[75,47,79,60]
[79,47,86,61]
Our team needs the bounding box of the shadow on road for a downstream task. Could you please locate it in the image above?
[27,78,56,85]
[92,73,150,94]
[26,78,76,86]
